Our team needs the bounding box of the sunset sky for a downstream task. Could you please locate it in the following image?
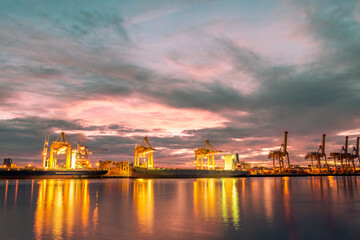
[1,0,360,167]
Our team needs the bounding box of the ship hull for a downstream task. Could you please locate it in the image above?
[130,167,250,178]
[0,169,108,179]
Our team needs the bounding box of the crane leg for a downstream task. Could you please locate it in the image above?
[212,155,215,169]
[334,157,337,174]
[201,156,204,170]
[286,153,290,173]
[324,155,329,173]
[317,156,321,174]
[352,157,355,172]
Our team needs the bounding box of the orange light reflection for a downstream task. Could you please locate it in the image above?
[133,179,154,234]
[33,180,94,240]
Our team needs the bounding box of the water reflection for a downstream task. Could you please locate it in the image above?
[220,179,240,229]
[0,176,359,240]
[4,180,8,207]
[33,180,95,240]
[282,177,291,222]
[14,180,18,206]
[133,179,154,234]
[192,178,242,229]
[193,179,217,220]
[263,178,274,224]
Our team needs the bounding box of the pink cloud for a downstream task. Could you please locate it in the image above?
[65,97,228,132]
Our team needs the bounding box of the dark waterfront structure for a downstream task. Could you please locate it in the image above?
[3,158,12,168]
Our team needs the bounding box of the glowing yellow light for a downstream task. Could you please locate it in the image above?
[224,155,235,170]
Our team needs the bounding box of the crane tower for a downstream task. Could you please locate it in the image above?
[195,140,222,170]
[134,137,155,169]
[305,133,328,173]
[75,142,108,168]
[48,132,72,169]
[268,131,290,173]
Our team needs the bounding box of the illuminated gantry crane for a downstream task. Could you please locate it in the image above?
[134,137,155,169]
[75,142,108,168]
[305,133,328,173]
[268,130,290,173]
[48,132,72,169]
[330,136,353,173]
[195,140,222,170]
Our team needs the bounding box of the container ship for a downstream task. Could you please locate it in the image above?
[130,167,250,178]
[0,168,108,179]
[126,138,250,178]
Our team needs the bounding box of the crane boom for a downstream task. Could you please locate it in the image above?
[75,142,108,168]
[89,148,108,154]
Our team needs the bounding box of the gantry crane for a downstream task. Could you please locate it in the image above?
[134,137,155,169]
[195,140,222,170]
[48,132,72,169]
[268,131,290,173]
[305,133,328,173]
[75,142,108,168]
[42,133,49,168]
[330,136,353,173]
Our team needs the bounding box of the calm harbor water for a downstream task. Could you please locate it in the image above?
[0,176,359,240]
